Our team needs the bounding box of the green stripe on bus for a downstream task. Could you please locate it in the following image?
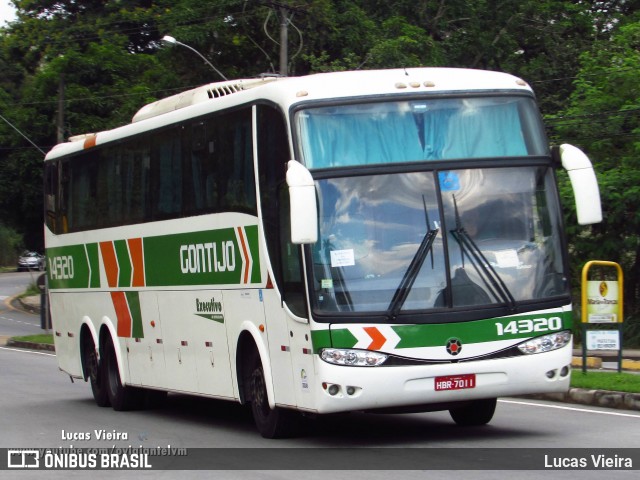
[393,312,571,348]
[85,243,100,288]
[144,227,261,287]
[321,311,572,350]
[114,239,132,287]
[46,244,92,289]
[244,225,262,284]
[310,329,332,353]
[125,291,144,338]
[47,225,261,289]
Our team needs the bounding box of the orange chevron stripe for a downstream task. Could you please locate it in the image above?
[363,326,386,350]
[236,227,250,284]
[83,134,97,149]
[111,291,132,338]
[99,242,119,288]
[127,237,145,287]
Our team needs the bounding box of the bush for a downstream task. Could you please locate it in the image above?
[0,223,23,267]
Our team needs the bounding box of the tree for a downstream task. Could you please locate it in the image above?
[551,18,640,341]
[1,0,181,250]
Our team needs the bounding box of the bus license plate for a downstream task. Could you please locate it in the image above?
[434,374,476,391]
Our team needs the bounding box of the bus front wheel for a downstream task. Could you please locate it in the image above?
[249,360,298,438]
[449,398,497,426]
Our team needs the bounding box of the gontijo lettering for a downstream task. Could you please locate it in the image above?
[179,241,236,274]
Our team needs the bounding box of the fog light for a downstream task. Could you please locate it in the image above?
[346,386,356,396]
[328,384,339,396]
[560,366,570,377]
[546,370,557,379]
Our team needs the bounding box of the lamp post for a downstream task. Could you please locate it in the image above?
[162,35,228,82]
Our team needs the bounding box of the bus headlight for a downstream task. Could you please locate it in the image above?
[517,331,572,355]
[320,348,388,366]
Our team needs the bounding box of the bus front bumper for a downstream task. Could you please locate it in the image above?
[310,344,572,414]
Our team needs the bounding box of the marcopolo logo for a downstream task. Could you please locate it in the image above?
[446,338,462,356]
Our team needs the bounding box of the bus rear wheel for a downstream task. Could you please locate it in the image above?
[449,398,497,426]
[103,335,143,411]
[249,360,298,438]
[82,334,110,407]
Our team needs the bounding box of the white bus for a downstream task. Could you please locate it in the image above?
[44,68,602,438]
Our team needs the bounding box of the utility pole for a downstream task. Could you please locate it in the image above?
[56,75,65,144]
[279,5,289,76]
[261,1,305,76]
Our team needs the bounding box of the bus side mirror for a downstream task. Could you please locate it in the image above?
[558,144,603,225]
[286,160,318,244]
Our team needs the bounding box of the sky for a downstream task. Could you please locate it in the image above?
[1,0,16,26]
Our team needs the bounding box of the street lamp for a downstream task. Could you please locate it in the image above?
[162,35,228,82]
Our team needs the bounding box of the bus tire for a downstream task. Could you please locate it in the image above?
[249,359,298,439]
[103,335,143,411]
[82,334,110,407]
[449,398,497,426]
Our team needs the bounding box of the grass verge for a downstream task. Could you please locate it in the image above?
[12,334,54,345]
[21,282,41,297]
[571,370,640,394]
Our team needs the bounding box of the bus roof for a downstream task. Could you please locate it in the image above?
[45,68,532,161]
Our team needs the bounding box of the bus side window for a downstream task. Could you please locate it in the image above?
[151,129,183,219]
[44,162,59,233]
[59,160,70,233]
[278,186,306,316]
[257,104,307,317]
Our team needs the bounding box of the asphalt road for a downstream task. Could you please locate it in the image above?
[0,271,43,338]
[1,272,639,479]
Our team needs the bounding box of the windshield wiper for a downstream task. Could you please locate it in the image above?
[387,227,439,320]
[451,196,516,310]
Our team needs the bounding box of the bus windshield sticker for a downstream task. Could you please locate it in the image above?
[494,249,520,268]
[438,171,460,192]
[330,249,355,267]
[321,279,334,289]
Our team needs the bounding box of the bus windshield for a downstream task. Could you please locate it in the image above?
[296,96,548,168]
[309,166,567,316]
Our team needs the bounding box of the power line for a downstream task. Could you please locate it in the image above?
[0,112,46,155]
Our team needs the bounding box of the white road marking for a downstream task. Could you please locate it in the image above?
[0,346,56,356]
[500,398,640,418]
[0,315,39,327]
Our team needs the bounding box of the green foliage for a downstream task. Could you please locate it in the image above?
[571,371,640,394]
[0,222,23,266]
[11,334,54,345]
[551,17,640,346]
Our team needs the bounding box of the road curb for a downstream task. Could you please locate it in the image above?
[524,388,640,411]
[17,297,40,315]
[5,339,55,352]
